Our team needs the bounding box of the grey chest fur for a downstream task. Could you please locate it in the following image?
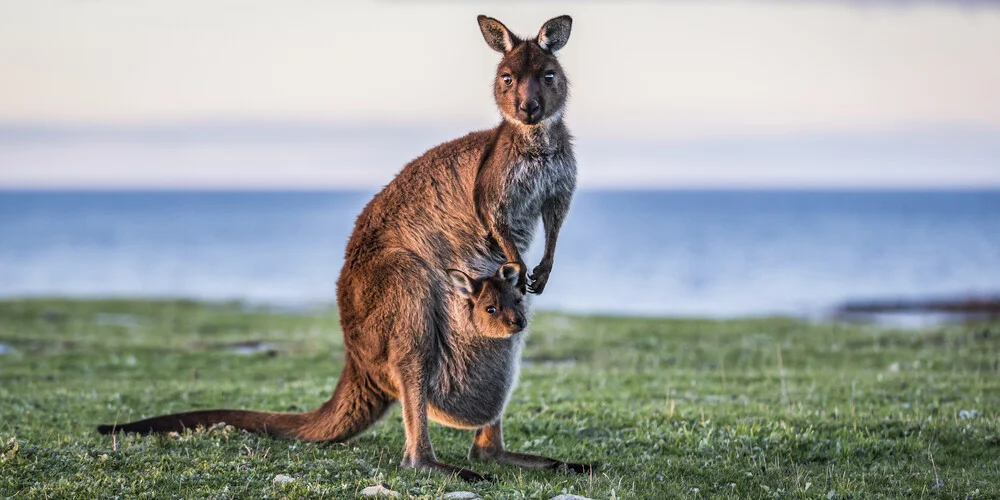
[504,152,576,254]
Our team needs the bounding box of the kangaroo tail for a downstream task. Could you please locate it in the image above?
[289,355,393,441]
[97,358,392,442]
[96,409,305,437]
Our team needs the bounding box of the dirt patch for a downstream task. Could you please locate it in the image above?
[219,341,280,356]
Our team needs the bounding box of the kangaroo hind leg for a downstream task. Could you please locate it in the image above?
[390,319,490,482]
[378,255,490,482]
[395,361,490,483]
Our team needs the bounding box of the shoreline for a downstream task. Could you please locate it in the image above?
[2,294,999,327]
[832,295,1000,325]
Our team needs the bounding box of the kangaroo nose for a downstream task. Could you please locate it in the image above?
[521,100,541,118]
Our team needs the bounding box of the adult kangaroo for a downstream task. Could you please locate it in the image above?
[99,15,584,482]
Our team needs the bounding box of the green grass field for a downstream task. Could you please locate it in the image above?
[1,299,998,499]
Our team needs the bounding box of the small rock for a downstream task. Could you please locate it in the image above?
[550,495,596,500]
[226,341,280,356]
[443,493,481,500]
[359,483,401,497]
[272,474,295,484]
[888,362,900,372]
[959,409,980,420]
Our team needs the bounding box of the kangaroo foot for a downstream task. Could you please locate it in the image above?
[469,422,595,475]
[401,456,492,483]
[472,448,597,475]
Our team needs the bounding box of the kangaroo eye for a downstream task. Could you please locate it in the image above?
[544,72,555,84]
[486,306,497,315]
[501,74,512,86]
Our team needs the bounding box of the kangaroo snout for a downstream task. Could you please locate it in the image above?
[519,99,542,123]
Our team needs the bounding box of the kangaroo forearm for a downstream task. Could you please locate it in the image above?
[541,230,560,263]
[499,236,523,265]
[540,199,570,263]
[491,219,524,265]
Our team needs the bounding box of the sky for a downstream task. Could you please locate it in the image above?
[1,0,999,188]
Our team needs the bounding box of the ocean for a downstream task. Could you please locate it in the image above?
[1,190,998,317]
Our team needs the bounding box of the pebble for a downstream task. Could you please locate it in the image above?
[959,409,980,420]
[550,495,596,500]
[443,493,481,500]
[272,474,295,484]
[359,483,401,497]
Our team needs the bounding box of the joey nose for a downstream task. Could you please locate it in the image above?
[512,315,526,332]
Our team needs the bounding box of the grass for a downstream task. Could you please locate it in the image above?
[1,299,998,499]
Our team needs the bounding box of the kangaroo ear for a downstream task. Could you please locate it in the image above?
[478,15,516,53]
[537,15,572,53]
[498,262,521,287]
[448,269,477,298]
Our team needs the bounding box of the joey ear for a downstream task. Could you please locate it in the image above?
[537,15,572,53]
[448,269,477,298]
[478,15,516,53]
[498,262,521,287]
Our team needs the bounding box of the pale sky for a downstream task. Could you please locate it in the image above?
[2,1,999,188]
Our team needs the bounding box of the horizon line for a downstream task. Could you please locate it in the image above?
[2,119,999,143]
[3,186,999,193]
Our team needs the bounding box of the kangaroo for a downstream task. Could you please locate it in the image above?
[99,15,584,482]
[99,264,590,480]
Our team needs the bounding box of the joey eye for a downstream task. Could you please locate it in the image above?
[544,72,555,84]
[501,74,512,86]
[486,306,497,315]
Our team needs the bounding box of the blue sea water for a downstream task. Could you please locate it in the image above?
[1,190,998,317]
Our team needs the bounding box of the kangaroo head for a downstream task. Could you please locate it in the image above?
[477,15,572,127]
[448,263,527,338]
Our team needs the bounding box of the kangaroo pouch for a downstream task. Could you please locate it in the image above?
[427,334,525,429]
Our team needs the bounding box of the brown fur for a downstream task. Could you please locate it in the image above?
[98,15,588,482]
